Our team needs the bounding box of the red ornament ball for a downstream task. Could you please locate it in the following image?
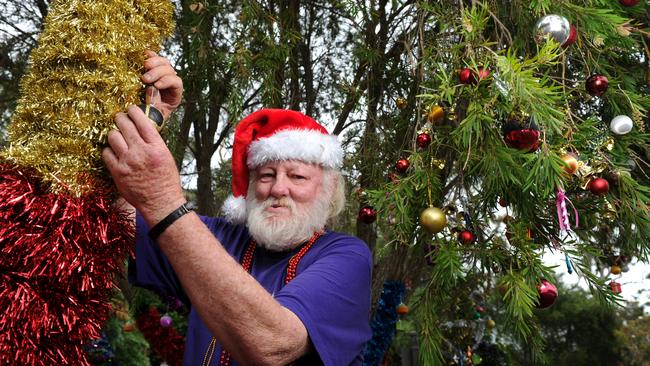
[586,74,609,97]
[619,0,639,6]
[358,206,377,224]
[563,24,577,47]
[459,67,489,85]
[395,158,410,173]
[589,177,610,195]
[396,303,409,315]
[503,118,540,152]
[416,132,432,149]
[536,279,558,309]
[458,230,476,245]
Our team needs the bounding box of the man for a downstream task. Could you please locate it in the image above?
[103,55,372,365]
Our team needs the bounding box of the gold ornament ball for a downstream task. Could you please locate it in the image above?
[396,97,408,109]
[427,105,445,124]
[611,265,621,275]
[486,319,496,329]
[420,207,447,233]
[560,153,579,175]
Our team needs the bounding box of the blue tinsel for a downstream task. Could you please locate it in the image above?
[362,280,405,366]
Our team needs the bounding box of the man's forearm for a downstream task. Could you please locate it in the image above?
[148,211,310,365]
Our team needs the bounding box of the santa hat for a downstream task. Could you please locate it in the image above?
[222,109,343,223]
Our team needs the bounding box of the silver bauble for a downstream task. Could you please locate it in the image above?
[535,15,571,45]
[610,115,633,135]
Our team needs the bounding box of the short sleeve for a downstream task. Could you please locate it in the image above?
[128,212,187,301]
[275,237,373,366]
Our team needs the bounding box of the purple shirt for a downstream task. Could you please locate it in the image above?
[130,213,372,365]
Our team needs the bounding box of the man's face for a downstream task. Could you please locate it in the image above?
[245,160,329,251]
[252,160,325,220]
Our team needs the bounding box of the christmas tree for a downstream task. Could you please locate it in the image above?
[358,2,650,364]
[0,0,174,364]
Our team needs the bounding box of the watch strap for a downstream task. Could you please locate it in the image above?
[148,202,195,240]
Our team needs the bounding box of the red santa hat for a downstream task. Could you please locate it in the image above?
[222,109,343,223]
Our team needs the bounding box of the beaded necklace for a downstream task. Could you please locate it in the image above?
[200,231,323,366]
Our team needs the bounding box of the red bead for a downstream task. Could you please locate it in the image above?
[585,74,609,97]
[458,230,476,244]
[563,24,577,47]
[589,177,610,195]
[358,206,377,224]
[619,0,639,6]
[536,279,558,309]
[416,132,432,149]
[395,158,410,173]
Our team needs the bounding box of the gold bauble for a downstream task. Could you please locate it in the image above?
[420,206,447,233]
[486,319,496,329]
[396,97,408,109]
[427,105,445,124]
[560,153,579,175]
[611,265,621,275]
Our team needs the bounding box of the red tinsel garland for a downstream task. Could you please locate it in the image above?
[136,307,185,366]
[0,162,134,365]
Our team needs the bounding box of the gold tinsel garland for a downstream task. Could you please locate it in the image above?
[2,0,175,196]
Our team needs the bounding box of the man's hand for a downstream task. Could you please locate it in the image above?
[102,105,186,226]
[142,50,183,120]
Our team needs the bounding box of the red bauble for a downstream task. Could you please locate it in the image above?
[609,281,622,294]
[503,118,540,152]
[459,68,473,84]
[589,177,610,195]
[585,74,609,97]
[458,230,476,244]
[563,25,577,47]
[619,0,639,6]
[358,206,377,224]
[416,132,432,149]
[536,279,558,309]
[459,67,489,85]
[396,303,409,315]
[395,158,410,173]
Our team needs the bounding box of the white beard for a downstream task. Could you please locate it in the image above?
[245,193,329,252]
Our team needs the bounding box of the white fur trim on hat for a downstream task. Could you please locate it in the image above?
[222,194,247,224]
[247,129,343,169]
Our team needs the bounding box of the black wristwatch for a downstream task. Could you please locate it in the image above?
[148,201,195,240]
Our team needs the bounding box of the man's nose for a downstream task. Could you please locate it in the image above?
[269,174,290,197]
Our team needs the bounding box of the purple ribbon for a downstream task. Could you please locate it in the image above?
[556,188,579,231]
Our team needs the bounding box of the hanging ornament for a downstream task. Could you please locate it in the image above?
[609,281,622,294]
[621,264,630,273]
[486,318,496,330]
[396,303,409,315]
[585,74,609,97]
[427,105,445,124]
[611,265,622,275]
[159,314,173,328]
[458,230,476,244]
[420,207,447,233]
[589,177,610,195]
[610,115,634,135]
[536,279,558,309]
[503,115,540,152]
[534,15,571,44]
[358,206,378,224]
[122,322,135,332]
[189,2,206,13]
[619,0,639,6]
[396,97,408,109]
[416,132,432,149]
[565,254,573,274]
[395,158,410,173]
[498,197,508,207]
[560,153,579,174]
[563,24,577,47]
[139,104,164,131]
[459,67,490,85]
